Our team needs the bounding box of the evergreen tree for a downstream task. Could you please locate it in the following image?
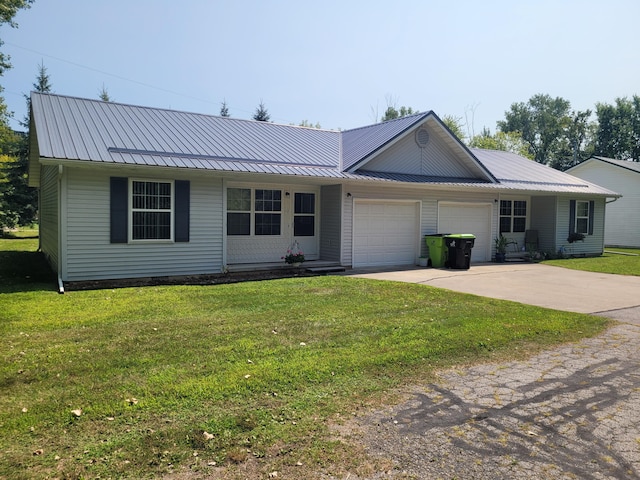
[98,84,112,102]
[22,61,51,125]
[252,100,270,122]
[0,2,38,230]
[0,62,51,230]
[220,99,230,117]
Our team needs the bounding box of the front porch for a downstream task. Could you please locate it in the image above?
[227,260,344,273]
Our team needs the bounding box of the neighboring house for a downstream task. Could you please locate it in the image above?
[568,156,640,248]
[28,93,619,287]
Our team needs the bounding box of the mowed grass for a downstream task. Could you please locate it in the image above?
[544,248,640,276]
[0,235,611,479]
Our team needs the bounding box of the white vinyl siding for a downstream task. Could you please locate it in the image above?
[569,160,639,247]
[438,202,492,262]
[63,167,223,281]
[364,123,477,178]
[319,184,342,262]
[556,197,605,256]
[530,196,557,253]
[39,165,59,272]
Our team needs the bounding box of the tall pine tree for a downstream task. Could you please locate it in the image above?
[0,62,51,230]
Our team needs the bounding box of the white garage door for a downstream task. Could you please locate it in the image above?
[438,202,492,262]
[353,201,419,267]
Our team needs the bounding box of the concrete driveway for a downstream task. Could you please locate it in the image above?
[347,262,640,323]
[337,263,640,478]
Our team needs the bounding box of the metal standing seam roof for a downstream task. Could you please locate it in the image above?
[30,93,619,196]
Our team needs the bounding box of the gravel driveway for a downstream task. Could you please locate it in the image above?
[333,265,640,479]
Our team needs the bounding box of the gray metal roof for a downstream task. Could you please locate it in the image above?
[341,112,429,170]
[31,93,341,169]
[471,149,619,196]
[29,93,619,196]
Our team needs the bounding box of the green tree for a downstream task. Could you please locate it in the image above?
[441,114,465,141]
[220,99,230,117]
[0,0,34,76]
[594,96,640,161]
[0,1,36,230]
[381,105,416,122]
[253,100,270,122]
[551,109,595,170]
[497,94,572,165]
[0,62,50,229]
[468,128,532,159]
[298,120,321,129]
[98,84,112,102]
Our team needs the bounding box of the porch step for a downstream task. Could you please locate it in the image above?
[306,266,346,274]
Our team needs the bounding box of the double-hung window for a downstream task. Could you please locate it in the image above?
[227,188,282,236]
[575,201,590,234]
[499,200,527,234]
[131,180,173,240]
[227,188,252,235]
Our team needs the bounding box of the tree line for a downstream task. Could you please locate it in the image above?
[381,93,640,169]
[0,0,637,231]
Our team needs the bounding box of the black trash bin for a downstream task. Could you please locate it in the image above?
[444,234,476,269]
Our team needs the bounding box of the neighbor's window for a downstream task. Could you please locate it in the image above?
[131,180,173,240]
[575,200,590,234]
[227,188,282,236]
[499,200,527,234]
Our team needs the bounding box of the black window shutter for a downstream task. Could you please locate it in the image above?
[588,200,595,235]
[568,200,576,235]
[110,177,128,243]
[175,180,190,242]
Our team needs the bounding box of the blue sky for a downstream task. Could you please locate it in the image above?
[1,0,639,135]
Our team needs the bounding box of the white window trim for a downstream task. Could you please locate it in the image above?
[575,200,590,235]
[499,199,528,234]
[226,186,283,237]
[128,178,175,243]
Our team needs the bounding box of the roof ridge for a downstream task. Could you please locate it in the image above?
[30,91,340,132]
[342,111,431,134]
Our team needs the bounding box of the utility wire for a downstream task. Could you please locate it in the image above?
[4,42,305,126]
[5,41,221,107]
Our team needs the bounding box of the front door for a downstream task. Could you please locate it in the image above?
[292,191,318,260]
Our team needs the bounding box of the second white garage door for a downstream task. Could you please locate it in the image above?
[438,202,492,262]
[353,201,419,267]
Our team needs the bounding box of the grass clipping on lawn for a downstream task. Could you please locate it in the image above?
[1,276,610,479]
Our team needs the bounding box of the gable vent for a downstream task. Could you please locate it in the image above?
[415,127,430,148]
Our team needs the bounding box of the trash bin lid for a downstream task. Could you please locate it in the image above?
[445,233,476,239]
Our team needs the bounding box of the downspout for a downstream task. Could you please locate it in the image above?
[606,197,619,204]
[57,164,64,294]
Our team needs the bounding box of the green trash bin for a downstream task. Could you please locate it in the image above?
[444,234,476,269]
[425,234,450,268]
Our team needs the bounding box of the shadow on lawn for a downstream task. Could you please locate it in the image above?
[0,249,57,293]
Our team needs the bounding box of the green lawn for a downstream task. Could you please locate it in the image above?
[543,248,640,276]
[0,234,612,479]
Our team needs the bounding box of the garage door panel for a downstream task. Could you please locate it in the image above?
[353,201,419,267]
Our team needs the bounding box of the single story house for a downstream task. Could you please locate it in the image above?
[567,156,639,248]
[28,93,619,288]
